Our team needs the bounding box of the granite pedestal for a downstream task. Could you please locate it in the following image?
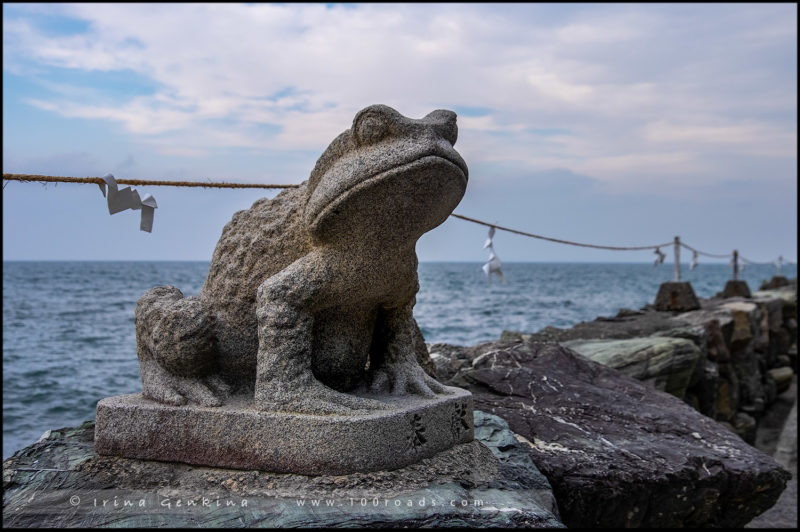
[95,387,473,476]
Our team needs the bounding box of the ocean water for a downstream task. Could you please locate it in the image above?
[3,260,795,459]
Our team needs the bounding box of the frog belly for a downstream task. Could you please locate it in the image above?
[311,307,376,391]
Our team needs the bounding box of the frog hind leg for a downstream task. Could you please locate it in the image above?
[135,286,229,407]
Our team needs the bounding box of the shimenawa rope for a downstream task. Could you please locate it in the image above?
[3,173,791,264]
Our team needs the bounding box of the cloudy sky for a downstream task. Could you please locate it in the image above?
[3,3,797,263]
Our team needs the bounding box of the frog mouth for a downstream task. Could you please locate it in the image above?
[307,154,468,231]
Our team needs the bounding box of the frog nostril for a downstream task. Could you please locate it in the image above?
[437,122,458,146]
[424,110,458,146]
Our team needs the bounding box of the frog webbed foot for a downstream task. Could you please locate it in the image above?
[367,346,451,397]
[255,373,390,415]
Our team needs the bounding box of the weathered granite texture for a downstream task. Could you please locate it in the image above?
[97,105,474,474]
[2,413,564,528]
[95,389,474,475]
[654,281,700,311]
[132,104,468,413]
[432,340,791,528]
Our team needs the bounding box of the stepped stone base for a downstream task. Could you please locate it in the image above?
[95,388,473,476]
[654,281,701,311]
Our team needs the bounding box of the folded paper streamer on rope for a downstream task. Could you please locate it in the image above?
[482,226,505,283]
[729,255,746,272]
[653,247,666,267]
[690,250,699,270]
[98,173,157,232]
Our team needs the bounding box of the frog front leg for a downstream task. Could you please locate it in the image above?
[253,268,389,414]
[367,300,452,397]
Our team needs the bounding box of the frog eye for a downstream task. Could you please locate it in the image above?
[355,112,390,146]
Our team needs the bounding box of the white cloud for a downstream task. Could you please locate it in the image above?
[2,2,796,191]
[527,72,594,104]
[644,121,796,158]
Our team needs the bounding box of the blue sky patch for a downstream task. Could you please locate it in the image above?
[452,106,492,118]
[3,6,91,37]
[25,66,162,104]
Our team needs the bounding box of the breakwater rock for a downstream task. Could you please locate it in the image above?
[430,280,796,527]
[496,282,797,441]
[429,340,791,528]
[2,412,562,528]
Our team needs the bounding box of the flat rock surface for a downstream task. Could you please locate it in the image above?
[2,412,563,528]
[437,340,790,528]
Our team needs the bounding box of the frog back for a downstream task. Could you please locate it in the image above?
[202,182,311,309]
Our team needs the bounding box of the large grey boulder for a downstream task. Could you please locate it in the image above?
[2,414,563,528]
[436,340,790,528]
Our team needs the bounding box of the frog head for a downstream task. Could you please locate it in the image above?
[304,104,469,246]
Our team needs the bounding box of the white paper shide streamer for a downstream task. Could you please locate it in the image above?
[728,255,746,272]
[98,173,157,232]
[482,226,505,283]
[690,250,699,270]
[653,247,665,267]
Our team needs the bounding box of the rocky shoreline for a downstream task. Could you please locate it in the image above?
[3,278,796,528]
[430,276,797,527]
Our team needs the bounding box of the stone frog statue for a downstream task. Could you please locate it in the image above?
[134,104,468,415]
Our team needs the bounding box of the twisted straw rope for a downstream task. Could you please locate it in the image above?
[4,173,791,262]
[679,241,732,259]
[450,213,672,251]
[3,173,299,189]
